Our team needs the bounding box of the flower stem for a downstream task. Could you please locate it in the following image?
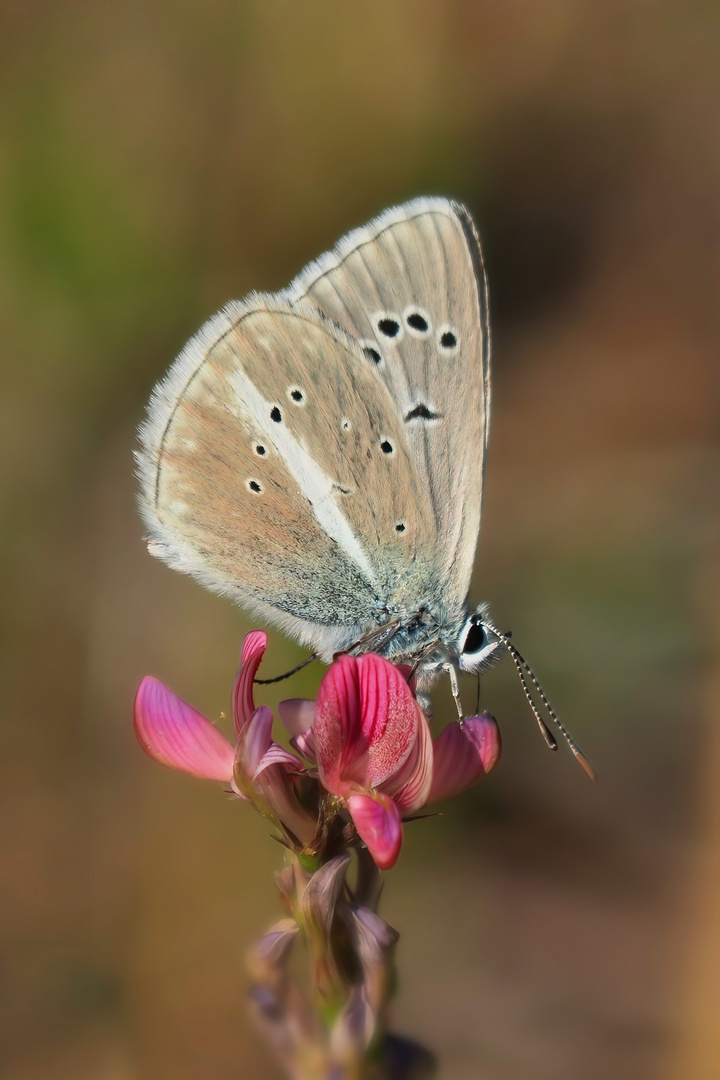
[247,848,435,1079]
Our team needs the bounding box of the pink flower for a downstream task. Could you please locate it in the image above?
[133,631,316,844]
[134,631,502,870]
[304,654,501,870]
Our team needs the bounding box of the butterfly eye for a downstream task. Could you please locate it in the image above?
[395,522,406,533]
[287,386,306,405]
[246,479,263,495]
[462,620,487,655]
[253,443,267,456]
[270,406,283,423]
[379,439,394,455]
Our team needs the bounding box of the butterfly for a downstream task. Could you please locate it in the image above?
[137,197,592,776]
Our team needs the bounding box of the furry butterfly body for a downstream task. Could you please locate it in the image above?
[138,198,500,687]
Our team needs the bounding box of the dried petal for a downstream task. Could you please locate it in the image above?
[351,904,399,954]
[301,852,351,938]
[330,986,375,1060]
[274,865,297,910]
[428,713,502,805]
[301,853,352,995]
[346,792,402,870]
[247,918,299,985]
[134,676,234,781]
[346,905,398,1013]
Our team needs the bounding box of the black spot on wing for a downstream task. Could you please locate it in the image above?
[406,311,429,332]
[363,345,382,365]
[377,317,400,338]
[404,404,442,422]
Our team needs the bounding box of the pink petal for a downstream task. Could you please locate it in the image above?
[394,664,417,693]
[383,707,434,815]
[290,729,317,763]
[253,743,304,781]
[254,761,318,846]
[233,705,317,842]
[235,705,273,779]
[133,676,234,781]
[278,698,316,737]
[357,656,418,787]
[313,654,362,793]
[314,655,419,793]
[232,631,268,737]
[427,713,502,805]
[347,792,403,870]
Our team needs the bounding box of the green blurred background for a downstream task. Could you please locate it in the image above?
[1,2,719,1077]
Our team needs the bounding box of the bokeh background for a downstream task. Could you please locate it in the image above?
[1,2,719,1078]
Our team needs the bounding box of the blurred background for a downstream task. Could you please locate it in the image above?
[1,2,718,1077]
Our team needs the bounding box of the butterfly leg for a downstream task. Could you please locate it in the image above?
[338,618,402,659]
[444,663,464,721]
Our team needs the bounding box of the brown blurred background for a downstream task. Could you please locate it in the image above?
[1,2,719,1077]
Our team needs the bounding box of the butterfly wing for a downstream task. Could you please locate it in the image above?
[137,294,437,659]
[287,198,491,608]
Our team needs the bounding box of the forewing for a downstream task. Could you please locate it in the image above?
[137,295,437,657]
[287,198,491,606]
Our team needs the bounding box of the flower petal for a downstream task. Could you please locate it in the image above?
[330,987,375,1060]
[232,631,268,737]
[246,918,299,986]
[253,744,304,781]
[314,655,419,793]
[346,905,398,1013]
[394,664,417,693]
[357,656,419,788]
[133,676,234,781]
[255,768,318,846]
[290,729,317,763]
[235,707,317,842]
[347,792,403,870]
[383,706,433,815]
[301,852,351,938]
[277,698,316,737]
[235,705,274,779]
[301,853,352,992]
[313,654,362,792]
[427,713,502,805]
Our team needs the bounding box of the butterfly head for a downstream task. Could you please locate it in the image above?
[456,608,504,674]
